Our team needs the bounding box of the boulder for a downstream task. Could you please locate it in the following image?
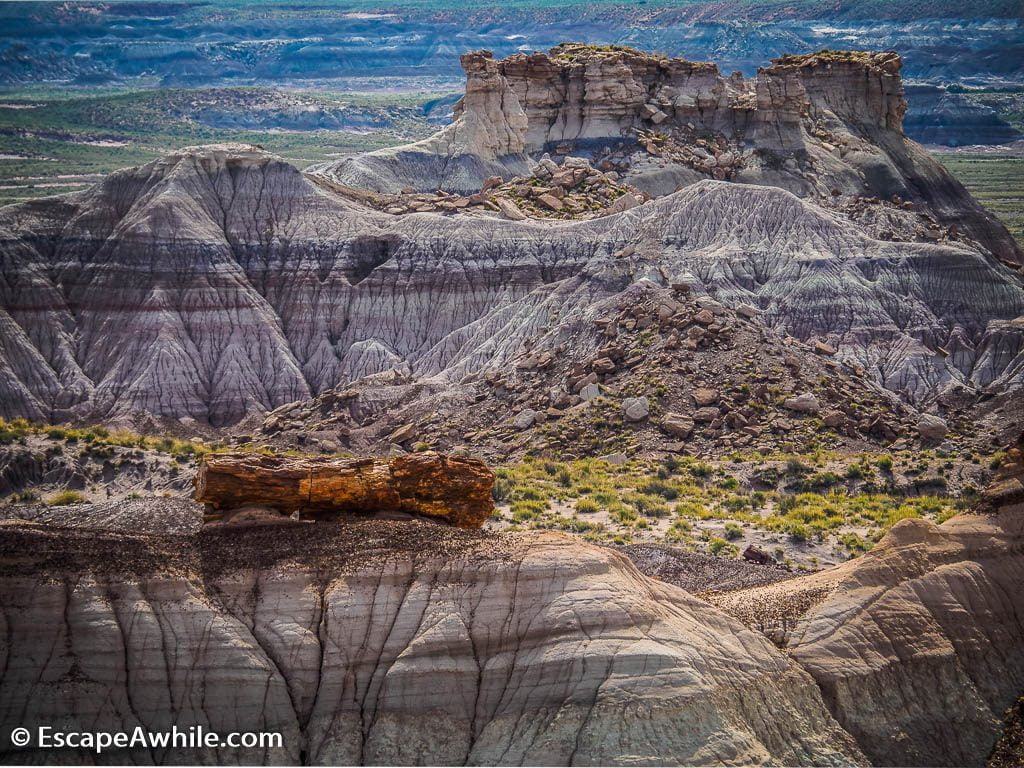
[742,545,773,565]
[693,387,720,407]
[494,196,527,220]
[822,410,846,428]
[784,393,820,414]
[574,372,599,392]
[605,192,641,215]
[194,452,495,528]
[736,303,760,319]
[695,297,727,315]
[513,409,537,430]
[918,414,949,441]
[694,406,720,423]
[579,382,601,401]
[622,396,650,422]
[481,175,503,192]
[537,193,564,211]
[661,412,694,439]
[388,423,417,443]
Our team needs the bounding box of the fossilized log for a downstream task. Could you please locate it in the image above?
[194,452,494,528]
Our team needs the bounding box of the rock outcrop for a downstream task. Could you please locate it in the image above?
[3,458,1023,766]
[0,143,1021,434]
[195,451,495,528]
[711,436,1024,766]
[0,515,867,766]
[316,45,1021,265]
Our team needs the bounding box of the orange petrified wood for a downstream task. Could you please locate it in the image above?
[194,451,495,528]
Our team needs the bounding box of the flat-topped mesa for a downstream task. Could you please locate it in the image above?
[315,43,1019,262]
[453,44,904,158]
[194,451,495,528]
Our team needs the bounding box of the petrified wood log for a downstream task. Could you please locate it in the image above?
[195,451,495,528]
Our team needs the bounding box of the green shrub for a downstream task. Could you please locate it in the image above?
[516,487,545,502]
[796,472,842,491]
[492,476,514,504]
[708,537,738,557]
[690,462,713,479]
[839,532,870,552]
[628,493,670,517]
[787,522,809,543]
[47,490,87,506]
[638,479,678,500]
[722,496,749,513]
[610,505,638,524]
[717,476,740,491]
[575,498,600,514]
[875,456,894,472]
[786,457,811,475]
[723,522,744,540]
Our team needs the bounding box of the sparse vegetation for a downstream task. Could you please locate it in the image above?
[488,450,980,568]
[46,489,87,506]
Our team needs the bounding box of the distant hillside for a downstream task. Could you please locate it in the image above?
[1,1,1022,90]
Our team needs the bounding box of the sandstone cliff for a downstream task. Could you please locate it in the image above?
[316,45,1020,265]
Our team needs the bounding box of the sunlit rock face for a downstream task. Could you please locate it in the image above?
[316,46,1020,266]
[3,459,1023,767]
[0,518,867,766]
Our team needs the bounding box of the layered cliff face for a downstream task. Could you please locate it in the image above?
[1,143,1022,430]
[0,516,867,766]
[2,451,1023,766]
[316,45,1020,265]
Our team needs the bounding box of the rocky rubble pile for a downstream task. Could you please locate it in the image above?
[826,192,970,246]
[254,282,931,462]
[356,155,647,220]
[636,127,743,180]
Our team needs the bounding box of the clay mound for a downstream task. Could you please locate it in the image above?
[2,142,1022,433]
[0,519,866,766]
